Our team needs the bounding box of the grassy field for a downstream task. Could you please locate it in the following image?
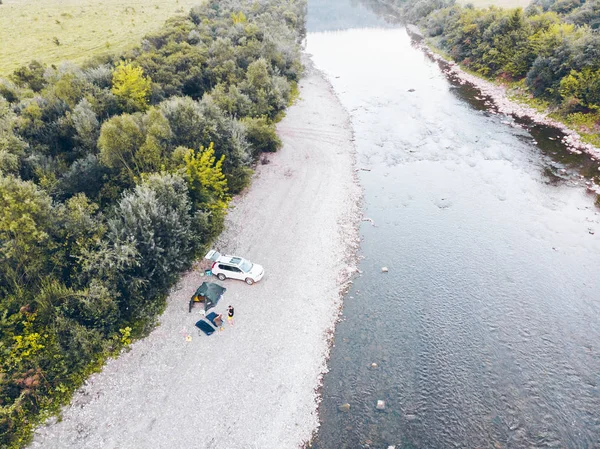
[458,0,531,8]
[0,0,204,76]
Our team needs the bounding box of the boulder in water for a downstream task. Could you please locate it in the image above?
[338,403,351,412]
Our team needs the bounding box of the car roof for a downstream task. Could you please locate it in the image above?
[219,255,243,265]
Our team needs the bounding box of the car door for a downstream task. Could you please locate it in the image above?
[217,264,228,277]
[205,250,221,262]
[229,266,244,280]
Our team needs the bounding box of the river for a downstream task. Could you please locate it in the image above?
[306,1,600,448]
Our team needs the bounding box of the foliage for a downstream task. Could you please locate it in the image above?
[243,116,282,155]
[181,142,230,238]
[182,142,230,211]
[0,98,27,176]
[566,0,600,29]
[9,61,46,92]
[0,175,55,295]
[159,96,252,173]
[231,11,248,24]
[559,68,600,110]
[111,61,152,112]
[97,107,172,185]
[241,58,293,119]
[107,173,200,319]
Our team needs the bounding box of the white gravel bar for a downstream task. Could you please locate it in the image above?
[30,57,361,449]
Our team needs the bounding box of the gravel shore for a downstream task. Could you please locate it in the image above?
[30,57,360,449]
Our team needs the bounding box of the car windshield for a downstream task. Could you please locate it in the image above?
[239,259,253,272]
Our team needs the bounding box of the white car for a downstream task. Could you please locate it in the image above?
[205,250,264,285]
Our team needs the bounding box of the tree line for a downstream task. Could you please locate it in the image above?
[0,0,305,446]
[377,0,600,137]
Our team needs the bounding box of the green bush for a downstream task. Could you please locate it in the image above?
[243,116,282,156]
[226,166,254,194]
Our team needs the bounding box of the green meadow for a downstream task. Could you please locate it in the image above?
[0,0,203,76]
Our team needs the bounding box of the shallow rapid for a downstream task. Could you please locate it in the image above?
[308,2,600,448]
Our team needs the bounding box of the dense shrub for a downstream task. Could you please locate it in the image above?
[243,116,283,155]
[106,173,203,320]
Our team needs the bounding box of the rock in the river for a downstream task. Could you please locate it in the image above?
[338,403,351,412]
[376,400,386,410]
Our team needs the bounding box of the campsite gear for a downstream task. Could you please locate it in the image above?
[206,312,224,329]
[189,282,226,313]
[195,319,215,336]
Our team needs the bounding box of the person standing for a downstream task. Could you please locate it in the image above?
[227,305,235,326]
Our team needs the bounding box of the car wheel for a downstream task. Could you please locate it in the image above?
[245,278,254,285]
[217,273,226,281]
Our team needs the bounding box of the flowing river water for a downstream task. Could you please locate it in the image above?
[306,1,600,448]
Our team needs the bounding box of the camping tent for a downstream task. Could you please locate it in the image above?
[190,282,226,312]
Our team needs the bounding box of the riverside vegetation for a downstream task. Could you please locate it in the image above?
[379,0,600,147]
[0,0,305,446]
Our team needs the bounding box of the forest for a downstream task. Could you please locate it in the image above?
[389,0,600,144]
[0,0,305,446]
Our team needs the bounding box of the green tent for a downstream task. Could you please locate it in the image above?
[189,282,226,313]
